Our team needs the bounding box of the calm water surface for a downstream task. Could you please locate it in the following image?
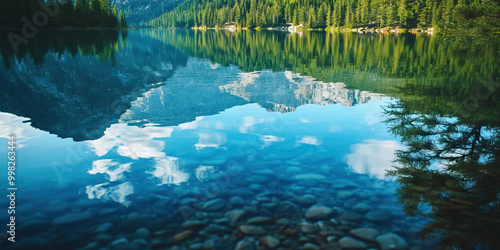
[0,29,498,249]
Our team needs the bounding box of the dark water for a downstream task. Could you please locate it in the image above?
[0,29,499,250]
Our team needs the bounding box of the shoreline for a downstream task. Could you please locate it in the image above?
[186,25,434,34]
[0,25,438,35]
[0,27,138,31]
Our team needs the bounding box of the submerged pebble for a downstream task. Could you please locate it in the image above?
[259,236,280,249]
[376,233,409,250]
[305,205,333,220]
[339,236,367,249]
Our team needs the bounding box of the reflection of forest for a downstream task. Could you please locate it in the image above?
[0,30,127,68]
[0,30,191,141]
[384,82,500,248]
[143,29,498,96]
[144,29,500,248]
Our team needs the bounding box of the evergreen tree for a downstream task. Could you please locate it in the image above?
[90,0,101,26]
[326,7,332,27]
[61,0,75,26]
[119,9,127,27]
[398,0,409,26]
[141,0,499,32]
[292,9,298,26]
[75,0,90,27]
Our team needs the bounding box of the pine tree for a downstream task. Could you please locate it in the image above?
[326,7,331,27]
[358,0,369,25]
[332,1,342,27]
[233,3,241,26]
[345,2,353,27]
[398,0,409,26]
[318,4,325,27]
[60,0,75,26]
[90,0,101,26]
[443,0,454,27]
[75,0,90,27]
[112,5,118,27]
[119,9,127,27]
[292,9,298,26]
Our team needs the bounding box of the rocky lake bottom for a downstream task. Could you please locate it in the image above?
[9,158,434,250]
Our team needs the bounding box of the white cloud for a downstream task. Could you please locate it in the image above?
[259,135,285,147]
[346,139,402,179]
[194,132,226,150]
[239,116,257,133]
[296,136,322,146]
[299,118,311,123]
[178,116,204,130]
[215,122,227,130]
[88,123,173,160]
[116,140,165,160]
[88,159,132,181]
[148,157,190,185]
[0,112,46,148]
[86,182,135,206]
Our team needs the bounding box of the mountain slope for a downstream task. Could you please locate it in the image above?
[147,0,500,32]
[112,0,185,26]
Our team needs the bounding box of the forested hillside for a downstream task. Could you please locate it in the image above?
[148,0,499,32]
[0,0,127,28]
[111,0,184,26]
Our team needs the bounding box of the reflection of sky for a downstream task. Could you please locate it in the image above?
[86,182,134,206]
[0,112,47,148]
[148,157,190,186]
[88,159,132,181]
[346,139,402,180]
[88,123,173,159]
[0,96,400,205]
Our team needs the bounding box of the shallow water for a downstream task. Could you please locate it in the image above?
[0,29,498,249]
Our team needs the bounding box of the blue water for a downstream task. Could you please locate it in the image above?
[0,30,443,249]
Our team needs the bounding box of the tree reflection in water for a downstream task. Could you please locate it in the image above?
[384,96,500,249]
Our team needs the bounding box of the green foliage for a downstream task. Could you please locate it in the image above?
[146,0,500,30]
[0,0,124,28]
[138,29,498,98]
[0,30,126,67]
[120,9,128,27]
[384,99,500,248]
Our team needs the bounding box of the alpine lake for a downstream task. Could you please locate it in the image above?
[0,29,499,249]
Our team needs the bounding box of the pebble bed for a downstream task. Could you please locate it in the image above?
[12,158,435,250]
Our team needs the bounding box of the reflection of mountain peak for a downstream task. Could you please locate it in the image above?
[219,70,382,111]
[121,61,383,127]
[0,31,189,141]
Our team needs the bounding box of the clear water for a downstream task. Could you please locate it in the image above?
[0,29,498,249]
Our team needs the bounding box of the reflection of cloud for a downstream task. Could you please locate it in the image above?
[239,116,257,133]
[346,139,402,179]
[329,126,343,132]
[260,135,285,147]
[195,132,226,150]
[88,159,131,181]
[195,166,216,182]
[0,112,46,148]
[179,116,204,130]
[86,182,134,206]
[89,124,173,160]
[365,112,382,126]
[296,136,322,146]
[215,122,227,130]
[148,157,190,185]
